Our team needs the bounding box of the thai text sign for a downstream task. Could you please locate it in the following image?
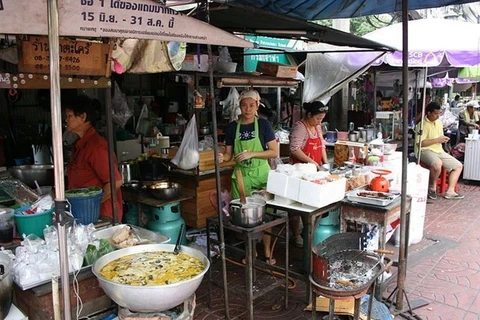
[17,36,110,76]
[0,0,252,48]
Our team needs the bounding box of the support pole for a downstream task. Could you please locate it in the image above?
[205,1,230,318]
[396,0,409,311]
[47,0,71,318]
[105,84,118,224]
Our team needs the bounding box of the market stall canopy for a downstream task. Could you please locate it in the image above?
[227,0,480,20]
[208,3,394,51]
[362,19,480,67]
[303,43,386,103]
[458,65,480,80]
[0,0,253,48]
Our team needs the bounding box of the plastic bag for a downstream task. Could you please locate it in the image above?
[218,46,232,63]
[220,88,241,121]
[171,115,200,170]
[112,82,133,128]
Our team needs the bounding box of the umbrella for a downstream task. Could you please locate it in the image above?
[363,18,480,68]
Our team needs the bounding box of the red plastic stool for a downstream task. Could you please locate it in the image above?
[419,162,459,194]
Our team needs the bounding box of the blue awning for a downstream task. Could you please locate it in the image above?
[228,0,479,20]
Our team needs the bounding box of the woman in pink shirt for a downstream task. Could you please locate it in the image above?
[288,101,328,247]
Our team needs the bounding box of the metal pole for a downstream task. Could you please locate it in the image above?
[105,86,118,224]
[205,1,230,318]
[47,0,72,318]
[396,0,409,311]
[277,87,282,125]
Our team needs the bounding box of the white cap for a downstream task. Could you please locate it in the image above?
[466,100,479,108]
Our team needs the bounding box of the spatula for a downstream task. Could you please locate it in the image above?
[235,169,247,204]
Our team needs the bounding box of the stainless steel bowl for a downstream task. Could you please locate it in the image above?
[92,244,210,312]
[8,165,54,188]
[230,197,266,227]
[147,181,181,200]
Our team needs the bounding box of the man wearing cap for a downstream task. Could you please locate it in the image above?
[458,100,480,142]
[219,89,278,264]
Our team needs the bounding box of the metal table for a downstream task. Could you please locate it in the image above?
[206,211,289,320]
[266,200,341,303]
[340,196,411,299]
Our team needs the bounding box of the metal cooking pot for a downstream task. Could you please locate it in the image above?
[348,131,359,142]
[119,162,139,183]
[0,254,12,319]
[199,126,210,135]
[8,164,54,188]
[230,197,266,227]
[92,244,210,312]
[138,159,168,181]
[145,181,181,200]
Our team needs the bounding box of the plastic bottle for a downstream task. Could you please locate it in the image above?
[348,146,356,163]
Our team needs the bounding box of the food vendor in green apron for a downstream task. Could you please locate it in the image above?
[220,89,279,264]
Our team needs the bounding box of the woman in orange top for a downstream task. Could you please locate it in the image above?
[66,95,123,222]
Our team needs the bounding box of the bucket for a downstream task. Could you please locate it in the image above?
[66,188,103,225]
[14,206,54,238]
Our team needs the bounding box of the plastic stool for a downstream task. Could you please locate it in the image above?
[419,162,459,195]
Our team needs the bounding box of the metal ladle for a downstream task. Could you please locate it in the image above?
[173,223,185,255]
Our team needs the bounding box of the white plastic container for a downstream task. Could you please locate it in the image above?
[297,178,346,208]
[406,163,429,245]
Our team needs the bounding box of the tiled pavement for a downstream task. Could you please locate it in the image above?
[193,181,480,320]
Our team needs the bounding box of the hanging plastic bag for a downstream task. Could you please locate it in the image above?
[220,87,240,121]
[171,115,200,170]
[111,82,133,128]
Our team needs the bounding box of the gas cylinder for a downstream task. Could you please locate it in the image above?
[144,202,187,245]
[122,201,139,226]
[303,209,340,272]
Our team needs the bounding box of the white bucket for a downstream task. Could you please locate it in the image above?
[407,163,429,245]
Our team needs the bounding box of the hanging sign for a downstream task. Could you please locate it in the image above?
[17,36,110,76]
[0,0,253,48]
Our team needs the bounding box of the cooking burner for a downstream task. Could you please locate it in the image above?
[118,294,195,320]
[312,233,384,297]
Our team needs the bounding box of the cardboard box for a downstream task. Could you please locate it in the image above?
[297,178,346,208]
[256,62,298,78]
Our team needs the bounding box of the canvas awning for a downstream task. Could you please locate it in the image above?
[208,3,394,51]
[226,0,480,20]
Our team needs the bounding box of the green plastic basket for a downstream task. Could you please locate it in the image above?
[14,206,54,238]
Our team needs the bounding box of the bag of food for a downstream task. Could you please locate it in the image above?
[171,115,200,170]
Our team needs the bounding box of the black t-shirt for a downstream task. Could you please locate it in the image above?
[225,118,276,150]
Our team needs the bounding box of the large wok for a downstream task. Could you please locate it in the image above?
[92,244,210,312]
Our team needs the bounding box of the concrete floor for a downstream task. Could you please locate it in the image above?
[192,180,480,320]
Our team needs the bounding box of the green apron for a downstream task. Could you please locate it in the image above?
[231,118,271,199]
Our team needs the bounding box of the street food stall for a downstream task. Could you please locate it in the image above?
[0,0,256,318]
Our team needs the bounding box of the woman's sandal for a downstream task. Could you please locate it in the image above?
[265,256,276,265]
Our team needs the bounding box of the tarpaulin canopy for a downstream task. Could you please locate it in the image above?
[228,0,480,20]
[207,3,394,50]
[362,19,480,67]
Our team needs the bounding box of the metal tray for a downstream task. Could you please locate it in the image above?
[94,224,170,248]
[346,189,399,206]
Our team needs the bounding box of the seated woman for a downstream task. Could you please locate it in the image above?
[288,101,329,247]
